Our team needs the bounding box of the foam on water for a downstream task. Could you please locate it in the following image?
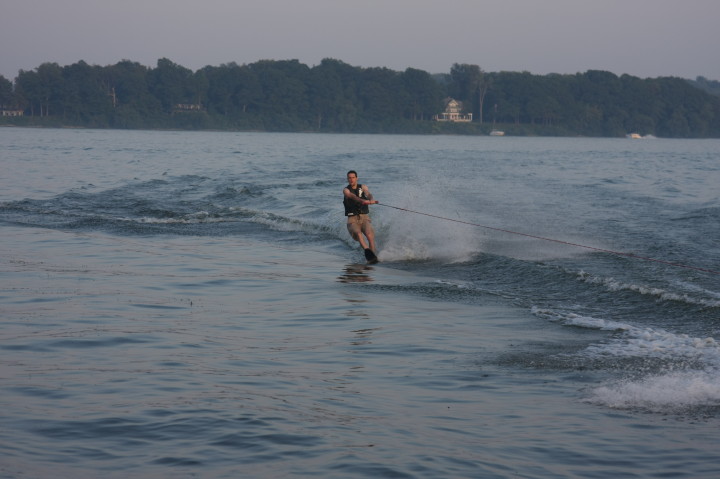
[534,307,720,411]
[587,370,720,412]
[577,270,720,308]
[373,182,482,263]
[136,211,216,224]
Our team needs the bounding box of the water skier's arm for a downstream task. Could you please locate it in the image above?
[362,186,379,205]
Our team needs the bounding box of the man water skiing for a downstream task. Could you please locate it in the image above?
[343,170,379,263]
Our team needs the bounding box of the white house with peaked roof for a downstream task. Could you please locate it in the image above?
[433,98,472,122]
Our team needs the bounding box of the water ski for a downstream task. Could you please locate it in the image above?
[364,248,379,264]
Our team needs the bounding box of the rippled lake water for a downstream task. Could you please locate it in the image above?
[1,128,719,478]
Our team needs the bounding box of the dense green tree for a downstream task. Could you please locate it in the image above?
[357,67,401,124]
[202,63,239,116]
[4,58,720,137]
[690,76,720,97]
[105,60,161,127]
[14,63,64,117]
[0,75,13,106]
[308,59,360,131]
[400,68,444,121]
[148,58,196,112]
[249,60,310,129]
[486,71,528,125]
[232,65,263,117]
[450,63,491,123]
[59,61,112,125]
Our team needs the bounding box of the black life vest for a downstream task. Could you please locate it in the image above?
[344,184,369,216]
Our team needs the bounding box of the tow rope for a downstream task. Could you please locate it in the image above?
[377,203,720,276]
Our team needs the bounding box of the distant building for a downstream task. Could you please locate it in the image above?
[433,98,472,122]
[173,103,204,113]
[1,108,24,117]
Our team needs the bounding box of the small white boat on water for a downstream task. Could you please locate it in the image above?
[489,130,505,136]
[626,133,642,139]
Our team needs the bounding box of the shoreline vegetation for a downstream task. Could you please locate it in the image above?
[2,58,720,138]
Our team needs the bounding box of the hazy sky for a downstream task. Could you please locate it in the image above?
[2,0,719,81]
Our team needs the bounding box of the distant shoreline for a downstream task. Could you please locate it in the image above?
[3,59,720,138]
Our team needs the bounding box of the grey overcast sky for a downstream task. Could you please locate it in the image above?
[2,0,719,81]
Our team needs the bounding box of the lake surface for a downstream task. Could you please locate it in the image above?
[1,128,719,478]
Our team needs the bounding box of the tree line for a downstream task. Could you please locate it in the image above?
[1,58,719,138]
